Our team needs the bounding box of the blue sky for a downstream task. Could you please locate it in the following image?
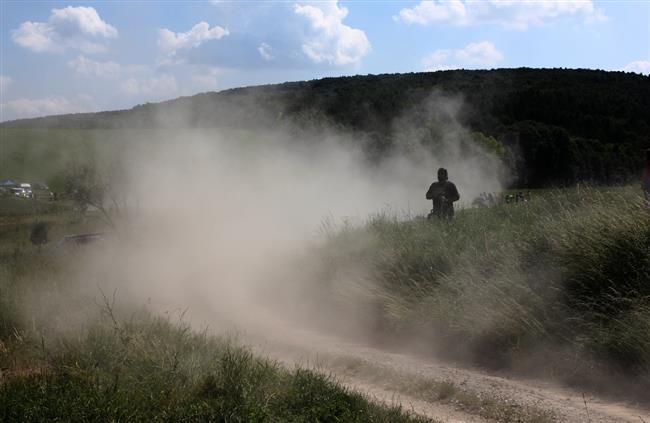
[1,1,648,121]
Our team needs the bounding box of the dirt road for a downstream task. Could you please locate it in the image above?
[248,326,650,423]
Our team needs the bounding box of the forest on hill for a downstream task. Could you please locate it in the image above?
[3,68,649,187]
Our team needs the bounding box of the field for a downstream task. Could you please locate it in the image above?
[0,128,258,192]
[307,185,650,396]
[0,126,429,420]
[0,198,433,422]
[0,126,441,420]
[2,127,649,420]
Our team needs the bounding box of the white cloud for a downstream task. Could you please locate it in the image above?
[1,94,96,121]
[0,75,12,91]
[622,60,650,75]
[2,97,72,116]
[12,6,117,53]
[424,64,458,72]
[427,50,450,64]
[192,68,220,91]
[11,22,61,53]
[396,0,606,30]
[158,22,229,59]
[258,42,274,61]
[397,0,470,26]
[68,55,121,78]
[65,55,179,101]
[585,8,609,25]
[454,41,503,65]
[50,6,118,38]
[423,41,503,71]
[120,74,178,98]
[294,0,371,67]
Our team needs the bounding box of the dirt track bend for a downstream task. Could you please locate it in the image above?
[247,326,650,423]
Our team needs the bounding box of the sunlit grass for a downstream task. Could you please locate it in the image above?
[315,186,650,378]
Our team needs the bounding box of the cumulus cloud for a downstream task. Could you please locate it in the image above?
[192,68,220,91]
[0,94,96,121]
[423,41,503,71]
[454,41,503,64]
[622,60,650,75]
[120,74,178,98]
[258,42,274,61]
[397,0,470,26]
[157,3,368,70]
[68,55,122,78]
[395,0,606,30]
[158,21,229,60]
[0,75,12,91]
[49,6,118,38]
[11,6,117,53]
[294,0,371,67]
[423,63,457,72]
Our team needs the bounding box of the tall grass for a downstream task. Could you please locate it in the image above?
[0,208,430,422]
[314,186,650,380]
[1,308,432,422]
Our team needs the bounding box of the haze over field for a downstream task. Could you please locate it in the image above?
[2,2,650,422]
[69,96,503,333]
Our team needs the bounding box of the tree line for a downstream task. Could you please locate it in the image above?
[3,68,649,187]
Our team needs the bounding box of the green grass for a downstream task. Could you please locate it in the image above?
[312,186,650,385]
[3,126,648,412]
[0,199,431,422]
[1,310,433,422]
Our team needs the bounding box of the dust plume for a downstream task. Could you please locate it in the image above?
[76,92,505,339]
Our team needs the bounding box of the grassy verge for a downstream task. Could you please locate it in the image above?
[311,186,650,393]
[0,206,431,422]
[1,311,432,422]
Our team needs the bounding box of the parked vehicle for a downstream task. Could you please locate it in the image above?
[11,187,32,198]
[31,182,54,200]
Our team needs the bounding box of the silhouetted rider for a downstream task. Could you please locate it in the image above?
[426,168,460,219]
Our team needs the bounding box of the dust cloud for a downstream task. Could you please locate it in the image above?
[79,92,504,339]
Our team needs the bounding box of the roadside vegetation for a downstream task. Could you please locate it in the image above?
[0,202,430,422]
[311,186,650,396]
[2,122,648,415]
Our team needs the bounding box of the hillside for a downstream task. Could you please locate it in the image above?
[3,68,649,187]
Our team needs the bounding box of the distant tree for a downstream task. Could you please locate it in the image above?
[4,69,649,187]
[63,162,116,228]
[471,132,506,158]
